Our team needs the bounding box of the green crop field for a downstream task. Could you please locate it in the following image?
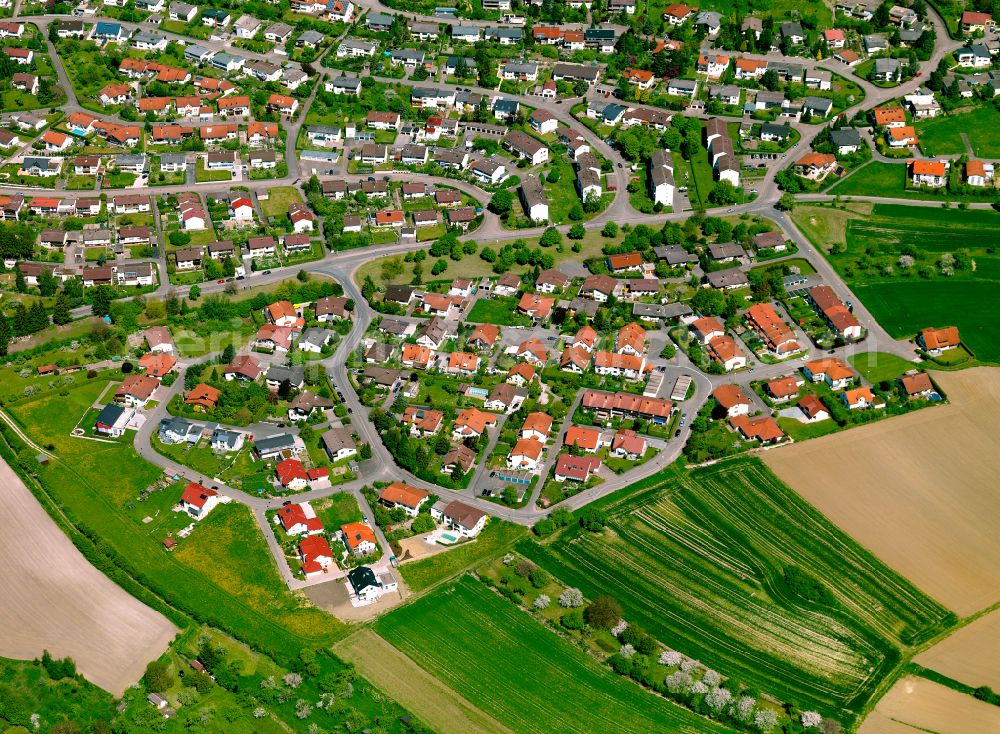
[810,204,1000,362]
[376,576,731,733]
[517,460,953,720]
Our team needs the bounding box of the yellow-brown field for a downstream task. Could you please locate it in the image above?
[915,607,1000,689]
[859,676,1000,734]
[0,458,176,695]
[765,367,1000,616]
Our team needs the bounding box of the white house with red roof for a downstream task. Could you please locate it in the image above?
[275,458,310,490]
[178,482,226,520]
[276,501,324,535]
[340,522,378,557]
[554,454,602,482]
[299,535,334,577]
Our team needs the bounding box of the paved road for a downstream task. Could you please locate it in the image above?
[19,2,961,571]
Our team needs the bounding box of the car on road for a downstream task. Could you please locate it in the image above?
[262,270,272,275]
[675,429,681,437]
[347,407,353,414]
[217,279,224,283]
[282,500,292,506]
[828,349,836,354]
[617,162,622,168]
[727,208,735,213]
[236,275,245,280]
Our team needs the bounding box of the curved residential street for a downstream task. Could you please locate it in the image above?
[1,2,964,584]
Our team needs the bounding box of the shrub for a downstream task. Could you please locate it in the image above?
[560,609,585,630]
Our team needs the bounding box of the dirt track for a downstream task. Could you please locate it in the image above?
[859,676,1000,734]
[915,607,1000,690]
[0,458,177,695]
[765,367,1000,616]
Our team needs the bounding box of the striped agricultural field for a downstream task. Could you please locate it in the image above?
[519,459,952,721]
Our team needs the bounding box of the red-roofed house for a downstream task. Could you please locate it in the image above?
[179,482,222,519]
[378,482,430,517]
[299,535,334,576]
[275,458,310,490]
[554,453,602,482]
[277,502,325,535]
[340,522,378,556]
[611,429,646,459]
[138,352,177,378]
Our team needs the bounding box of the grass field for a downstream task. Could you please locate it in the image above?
[915,106,1000,158]
[375,576,732,733]
[827,161,906,197]
[398,521,528,592]
[791,202,872,247]
[803,203,1000,362]
[849,352,919,384]
[466,296,532,326]
[6,378,345,657]
[766,367,1000,616]
[517,459,953,719]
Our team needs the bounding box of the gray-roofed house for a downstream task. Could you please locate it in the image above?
[706,267,749,290]
[830,127,862,155]
[264,364,305,389]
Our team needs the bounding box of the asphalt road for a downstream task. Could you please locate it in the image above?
[12,4,963,574]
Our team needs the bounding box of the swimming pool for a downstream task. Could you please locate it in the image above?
[441,532,458,543]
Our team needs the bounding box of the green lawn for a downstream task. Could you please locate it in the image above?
[915,105,1000,158]
[466,295,533,326]
[776,416,841,441]
[809,203,1000,362]
[749,257,817,276]
[195,159,233,183]
[827,161,906,196]
[398,521,527,592]
[260,186,303,220]
[313,493,363,530]
[517,459,954,721]
[376,576,732,733]
[6,378,346,657]
[849,352,919,384]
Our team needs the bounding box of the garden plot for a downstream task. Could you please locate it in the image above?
[518,459,951,719]
[766,367,1000,616]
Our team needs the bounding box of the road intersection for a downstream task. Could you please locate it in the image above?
[2,3,960,584]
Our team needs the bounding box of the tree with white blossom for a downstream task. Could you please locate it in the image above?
[755,709,779,731]
[611,619,628,637]
[690,680,709,695]
[559,587,584,608]
[801,711,823,728]
[705,686,732,711]
[898,254,914,268]
[533,594,550,610]
[665,671,692,694]
[283,673,302,689]
[680,658,699,672]
[619,644,636,659]
[732,696,756,723]
[659,650,683,666]
[702,669,721,687]
[253,707,267,719]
